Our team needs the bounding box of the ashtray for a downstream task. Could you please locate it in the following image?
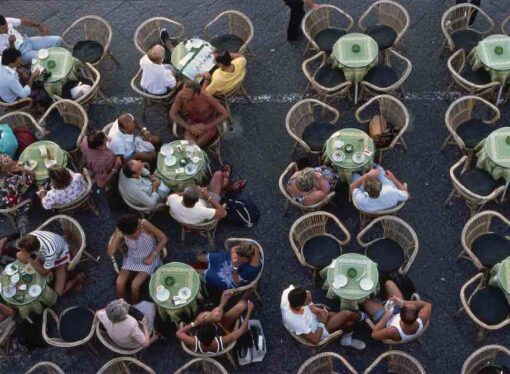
[165,276,175,287]
[495,46,504,56]
[347,268,358,278]
[47,60,56,69]
[351,44,361,53]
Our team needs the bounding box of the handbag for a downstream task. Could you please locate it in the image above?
[223,192,260,228]
[368,115,396,148]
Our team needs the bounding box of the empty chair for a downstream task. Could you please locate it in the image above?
[24,362,65,374]
[364,351,425,374]
[175,358,228,374]
[503,15,510,35]
[302,5,354,55]
[97,357,156,374]
[297,352,358,374]
[0,317,15,356]
[204,11,255,56]
[462,345,510,374]
[134,17,185,55]
[59,63,103,109]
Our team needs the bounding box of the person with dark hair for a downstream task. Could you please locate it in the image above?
[37,166,87,210]
[362,280,432,342]
[280,285,366,348]
[170,80,229,146]
[107,215,167,304]
[80,131,121,188]
[0,15,61,64]
[176,290,254,353]
[283,0,320,42]
[201,50,247,96]
[118,159,169,210]
[16,230,86,296]
[0,47,40,103]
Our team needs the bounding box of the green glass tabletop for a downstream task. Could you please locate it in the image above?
[484,127,510,168]
[18,140,66,181]
[476,34,510,71]
[324,128,375,170]
[34,47,75,83]
[0,261,48,306]
[332,33,379,69]
[497,257,510,294]
[170,39,215,80]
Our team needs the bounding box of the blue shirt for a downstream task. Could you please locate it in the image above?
[0,65,31,103]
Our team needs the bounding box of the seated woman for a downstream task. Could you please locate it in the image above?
[96,299,157,350]
[139,44,176,96]
[197,241,262,291]
[37,166,87,210]
[287,166,337,206]
[176,291,254,353]
[108,214,167,304]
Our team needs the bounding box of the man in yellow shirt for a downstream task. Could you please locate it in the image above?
[201,50,246,96]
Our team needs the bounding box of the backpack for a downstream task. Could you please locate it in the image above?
[223,192,260,228]
[0,124,18,158]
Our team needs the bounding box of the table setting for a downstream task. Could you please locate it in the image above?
[18,140,67,184]
[170,38,215,80]
[489,256,510,304]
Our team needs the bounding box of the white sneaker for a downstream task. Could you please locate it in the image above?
[341,338,366,350]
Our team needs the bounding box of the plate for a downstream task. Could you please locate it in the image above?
[160,145,174,156]
[3,285,16,298]
[28,284,42,297]
[156,288,170,302]
[10,273,20,284]
[191,156,200,164]
[164,155,177,167]
[4,263,18,276]
[332,150,345,162]
[178,287,192,300]
[333,274,347,288]
[352,152,366,164]
[334,140,344,149]
[185,163,198,175]
[360,278,374,291]
[38,49,49,60]
[44,159,57,168]
[25,160,37,170]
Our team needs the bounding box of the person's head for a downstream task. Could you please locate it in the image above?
[117,113,136,134]
[214,50,232,68]
[17,234,40,253]
[181,80,201,101]
[234,242,257,264]
[105,299,129,323]
[288,287,308,310]
[0,16,8,34]
[182,185,199,208]
[87,130,108,150]
[116,214,141,236]
[363,176,382,199]
[400,304,419,325]
[1,47,21,67]
[295,168,316,193]
[147,44,165,64]
[196,323,217,345]
[0,154,16,175]
[122,159,144,178]
[48,166,72,189]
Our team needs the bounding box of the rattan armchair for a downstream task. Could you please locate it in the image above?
[0,110,44,139]
[213,77,250,120]
[97,357,156,374]
[204,10,255,56]
[117,173,167,218]
[175,358,228,374]
[355,94,408,162]
[503,15,510,35]
[0,317,15,356]
[445,157,505,217]
[302,51,352,104]
[0,97,33,114]
[0,199,31,230]
[289,211,350,284]
[96,320,149,356]
[357,215,418,274]
[364,351,425,374]
[352,194,406,229]
[61,15,118,66]
[462,345,510,374]
[134,17,185,55]
[279,162,336,214]
[68,63,103,109]
[297,352,357,374]
[24,362,65,374]
[285,99,340,157]
[169,208,218,248]
[42,307,96,351]
[301,5,354,55]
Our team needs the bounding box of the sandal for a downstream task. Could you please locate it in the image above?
[222,163,233,177]
[231,179,247,191]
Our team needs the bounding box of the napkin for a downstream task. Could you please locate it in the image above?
[175,167,185,174]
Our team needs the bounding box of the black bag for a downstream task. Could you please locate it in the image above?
[223,193,260,228]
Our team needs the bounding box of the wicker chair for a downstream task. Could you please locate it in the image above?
[302,51,352,104]
[61,15,118,66]
[459,210,510,270]
[134,17,185,55]
[24,362,65,374]
[96,320,152,356]
[0,317,16,356]
[0,97,33,114]
[0,199,31,230]
[444,157,505,217]
[285,98,340,157]
[279,162,336,214]
[457,272,510,342]
[301,5,354,55]
[355,94,409,162]
[445,49,500,100]
[69,63,103,109]
[441,4,494,53]
[97,357,156,374]
[0,110,45,139]
[441,95,499,156]
[297,352,357,374]
[289,211,350,284]
[357,215,419,274]
[169,208,218,248]
[462,345,510,374]
[214,77,250,121]
[204,10,255,56]
[503,15,510,35]
[175,358,228,374]
[364,351,425,374]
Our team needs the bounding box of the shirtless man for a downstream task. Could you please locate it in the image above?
[169,80,229,146]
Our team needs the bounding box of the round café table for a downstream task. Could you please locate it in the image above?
[170,38,215,80]
[320,253,379,310]
[18,140,67,185]
[489,256,510,304]
[149,262,204,323]
[0,261,57,319]
[323,128,375,183]
[475,127,510,201]
[330,33,379,104]
[155,140,211,192]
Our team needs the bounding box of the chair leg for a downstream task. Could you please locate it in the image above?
[476,327,487,343]
[283,200,289,215]
[302,82,311,99]
[400,137,408,151]
[98,90,113,107]
[83,248,100,263]
[108,51,120,66]
[226,351,238,369]
[440,135,452,150]
[443,189,456,207]
[88,198,100,217]
[455,248,467,262]
[142,99,148,120]
[453,305,465,319]
[180,226,185,242]
[311,269,317,286]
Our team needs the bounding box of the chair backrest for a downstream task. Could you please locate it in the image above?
[503,15,510,35]
[134,17,185,55]
[97,357,157,374]
[364,351,425,374]
[462,344,510,374]
[297,352,358,374]
[0,97,33,112]
[118,171,167,215]
[73,63,101,108]
[301,51,352,97]
[351,188,406,220]
[359,0,410,46]
[96,321,145,355]
[180,320,239,359]
[204,11,254,53]
[0,111,44,139]
[175,358,228,374]
[302,5,354,49]
[130,69,176,101]
[224,238,264,294]
[169,206,219,232]
[24,362,65,374]
[42,307,96,348]
[361,50,412,95]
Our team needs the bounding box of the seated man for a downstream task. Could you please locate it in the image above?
[280,285,366,349]
[201,50,247,96]
[119,160,169,210]
[362,280,432,342]
[0,15,62,64]
[350,165,409,213]
[170,80,229,146]
[107,113,160,162]
[0,47,39,103]
[15,231,86,296]
[140,44,176,95]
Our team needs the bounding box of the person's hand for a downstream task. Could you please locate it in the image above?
[247,300,254,314]
[8,34,16,45]
[312,3,320,9]
[316,308,328,323]
[385,170,395,180]
[305,290,312,305]
[38,24,49,35]
[201,72,211,79]
[220,290,234,304]
[143,254,154,265]
[366,168,380,178]
[198,187,209,200]
[191,124,205,136]
[30,69,41,80]
[16,251,31,263]
[152,178,161,189]
[389,296,405,307]
[141,316,148,326]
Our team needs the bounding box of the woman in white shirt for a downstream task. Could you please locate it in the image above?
[37,166,88,210]
[139,44,176,95]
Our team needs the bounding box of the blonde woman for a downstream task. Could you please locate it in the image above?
[286,166,337,206]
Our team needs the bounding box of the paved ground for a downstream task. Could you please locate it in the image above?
[2,0,510,373]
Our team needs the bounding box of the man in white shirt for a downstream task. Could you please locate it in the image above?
[140,44,176,95]
[351,165,409,213]
[280,285,366,349]
[0,15,62,64]
[0,47,39,103]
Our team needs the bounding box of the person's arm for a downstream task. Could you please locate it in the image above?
[350,168,379,191]
[400,299,432,325]
[385,170,407,191]
[169,95,192,130]
[19,18,49,35]
[303,0,320,9]
[201,72,212,93]
[107,229,122,257]
[8,72,38,99]
[16,251,51,276]
[222,301,254,345]
[176,323,197,346]
[141,220,167,265]
[370,310,400,341]
[202,93,229,130]
[301,327,324,345]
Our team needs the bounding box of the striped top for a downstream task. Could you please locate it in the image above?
[30,230,70,270]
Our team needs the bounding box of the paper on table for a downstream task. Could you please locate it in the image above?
[175,167,185,174]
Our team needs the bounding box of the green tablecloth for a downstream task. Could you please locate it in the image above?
[171,39,215,80]
[0,261,57,319]
[155,140,211,192]
[149,262,203,323]
[323,128,375,183]
[471,35,510,85]
[475,128,510,194]
[18,140,67,184]
[320,253,379,310]
[489,256,510,304]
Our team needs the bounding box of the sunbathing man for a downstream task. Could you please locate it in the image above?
[169,80,229,147]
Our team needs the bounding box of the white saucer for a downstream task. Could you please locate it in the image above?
[28,284,42,297]
[178,287,192,300]
[156,288,170,302]
[185,163,198,175]
[334,140,344,149]
[360,278,374,291]
[191,156,200,164]
[164,155,177,166]
[352,152,366,164]
[3,285,16,298]
[4,263,18,276]
[160,145,174,156]
[38,49,49,60]
[332,150,345,162]
[333,274,347,288]
[44,159,57,168]
[10,273,20,284]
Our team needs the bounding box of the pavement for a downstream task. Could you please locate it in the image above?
[2,0,510,373]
